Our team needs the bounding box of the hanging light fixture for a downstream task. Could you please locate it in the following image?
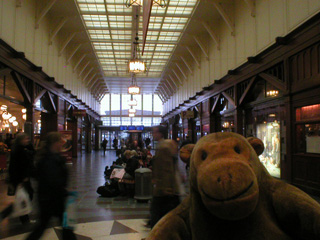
[125,0,143,7]
[21,108,27,113]
[125,0,167,8]
[128,107,136,114]
[129,113,135,117]
[128,11,145,73]
[128,74,140,95]
[12,121,18,127]
[128,95,137,106]
[22,114,27,120]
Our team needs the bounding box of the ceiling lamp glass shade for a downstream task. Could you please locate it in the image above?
[22,114,27,120]
[129,113,135,117]
[129,59,146,73]
[128,99,137,106]
[4,123,9,128]
[21,108,27,113]
[128,108,136,114]
[0,105,7,111]
[125,0,143,7]
[2,112,12,120]
[128,85,140,95]
[12,121,18,127]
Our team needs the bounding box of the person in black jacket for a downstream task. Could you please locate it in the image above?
[25,132,76,240]
[0,133,35,223]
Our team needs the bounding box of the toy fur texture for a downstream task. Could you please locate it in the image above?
[146,132,320,240]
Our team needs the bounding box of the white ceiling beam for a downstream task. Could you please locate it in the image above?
[159,87,169,100]
[169,74,182,86]
[202,21,220,49]
[92,39,176,45]
[194,36,209,59]
[176,63,187,80]
[66,43,82,65]
[167,76,178,89]
[165,78,176,93]
[159,85,169,99]
[59,32,76,56]
[156,92,164,102]
[186,46,200,67]
[244,0,256,17]
[35,0,57,29]
[86,73,97,87]
[180,56,193,74]
[172,69,183,84]
[88,76,100,89]
[78,62,90,77]
[161,82,173,96]
[73,54,86,72]
[49,17,69,45]
[163,81,174,95]
[92,81,103,93]
[82,68,94,82]
[212,1,235,35]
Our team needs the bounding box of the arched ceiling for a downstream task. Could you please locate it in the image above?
[45,0,239,101]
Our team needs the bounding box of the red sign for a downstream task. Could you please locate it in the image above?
[59,130,73,164]
[72,109,86,117]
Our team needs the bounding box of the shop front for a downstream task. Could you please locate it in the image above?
[241,75,285,179]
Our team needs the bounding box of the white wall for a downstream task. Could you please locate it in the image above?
[163,0,320,114]
[0,0,100,112]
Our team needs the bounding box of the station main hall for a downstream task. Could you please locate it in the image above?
[1,0,320,239]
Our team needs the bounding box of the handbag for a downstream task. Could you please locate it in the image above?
[110,168,125,179]
[11,185,32,217]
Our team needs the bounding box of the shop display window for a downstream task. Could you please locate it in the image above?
[256,121,281,178]
[295,104,320,154]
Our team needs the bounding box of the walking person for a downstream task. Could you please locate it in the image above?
[1,133,35,223]
[101,138,108,156]
[150,125,180,228]
[25,132,76,240]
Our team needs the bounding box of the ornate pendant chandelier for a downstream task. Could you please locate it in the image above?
[128,95,137,107]
[128,74,140,95]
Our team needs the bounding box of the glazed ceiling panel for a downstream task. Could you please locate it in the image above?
[75,0,198,93]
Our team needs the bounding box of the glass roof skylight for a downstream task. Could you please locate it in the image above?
[75,0,198,90]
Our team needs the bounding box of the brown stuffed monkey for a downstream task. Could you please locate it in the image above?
[146,132,320,240]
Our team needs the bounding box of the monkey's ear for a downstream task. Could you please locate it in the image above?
[247,137,264,156]
[179,144,195,163]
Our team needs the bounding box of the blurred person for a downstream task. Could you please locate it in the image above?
[113,137,118,150]
[150,125,180,228]
[118,150,140,196]
[25,132,76,240]
[1,133,35,224]
[101,138,108,156]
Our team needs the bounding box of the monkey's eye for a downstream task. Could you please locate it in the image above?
[201,151,207,160]
[234,146,241,154]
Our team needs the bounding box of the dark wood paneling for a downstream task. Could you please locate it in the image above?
[292,154,320,195]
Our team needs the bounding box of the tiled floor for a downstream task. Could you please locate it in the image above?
[0,150,154,240]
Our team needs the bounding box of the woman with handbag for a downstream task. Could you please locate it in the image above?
[25,132,76,240]
[0,133,35,223]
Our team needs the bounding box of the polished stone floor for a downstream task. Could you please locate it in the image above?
[0,150,158,240]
